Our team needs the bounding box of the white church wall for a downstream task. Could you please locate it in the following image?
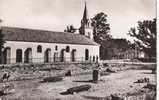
[4,41,99,64]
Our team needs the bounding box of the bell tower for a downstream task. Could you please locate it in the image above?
[79,2,93,40]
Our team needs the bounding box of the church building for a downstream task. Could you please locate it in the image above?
[1,3,100,64]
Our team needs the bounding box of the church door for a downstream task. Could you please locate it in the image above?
[24,48,32,63]
[3,47,11,64]
[71,49,76,62]
[54,52,58,62]
[60,49,65,62]
[44,49,51,63]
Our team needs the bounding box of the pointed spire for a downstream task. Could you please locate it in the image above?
[80,1,93,39]
[82,1,89,21]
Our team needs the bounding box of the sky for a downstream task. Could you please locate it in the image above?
[0,0,156,41]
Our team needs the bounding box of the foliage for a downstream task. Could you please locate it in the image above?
[101,38,131,59]
[91,12,112,59]
[0,29,5,49]
[110,38,130,51]
[64,25,76,33]
[91,12,111,44]
[0,19,5,63]
[128,19,156,58]
[91,12,132,59]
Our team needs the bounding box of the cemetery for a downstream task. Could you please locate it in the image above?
[0,62,156,100]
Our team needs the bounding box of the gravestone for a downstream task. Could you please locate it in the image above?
[93,69,99,83]
[67,84,91,94]
[43,76,63,82]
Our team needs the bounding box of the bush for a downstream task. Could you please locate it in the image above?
[65,70,71,76]
[137,58,156,62]
[0,83,15,96]
[106,68,116,73]
[103,63,108,67]
[144,92,156,100]
[143,83,156,90]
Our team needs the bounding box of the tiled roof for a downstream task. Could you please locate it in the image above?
[1,26,99,46]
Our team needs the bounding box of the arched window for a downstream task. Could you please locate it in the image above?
[85,49,89,60]
[37,45,42,53]
[66,46,70,52]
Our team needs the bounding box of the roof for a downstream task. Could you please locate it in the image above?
[1,26,99,46]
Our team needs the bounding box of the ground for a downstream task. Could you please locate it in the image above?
[0,67,156,100]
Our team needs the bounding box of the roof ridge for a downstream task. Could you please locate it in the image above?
[1,26,79,35]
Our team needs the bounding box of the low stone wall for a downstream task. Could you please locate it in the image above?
[103,62,156,71]
[0,63,98,82]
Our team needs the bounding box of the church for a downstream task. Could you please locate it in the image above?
[1,3,100,64]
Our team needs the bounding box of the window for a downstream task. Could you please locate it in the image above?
[55,45,58,51]
[37,45,42,53]
[85,49,89,60]
[66,46,70,52]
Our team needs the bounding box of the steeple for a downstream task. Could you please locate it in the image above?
[81,1,90,27]
[79,1,93,40]
[82,2,89,22]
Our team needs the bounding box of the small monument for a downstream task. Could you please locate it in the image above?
[93,69,99,83]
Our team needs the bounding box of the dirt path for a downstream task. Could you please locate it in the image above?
[0,69,156,100]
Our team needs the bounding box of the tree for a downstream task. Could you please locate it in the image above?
[91,12,111,44]
[128,19,156,58]
[64,25,76,33]
[0,19,5,63]
[101,38,131,59]
[112,39,130,51]
[91,12,111,59]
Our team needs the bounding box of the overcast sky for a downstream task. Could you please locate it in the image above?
[0,0,156,40]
